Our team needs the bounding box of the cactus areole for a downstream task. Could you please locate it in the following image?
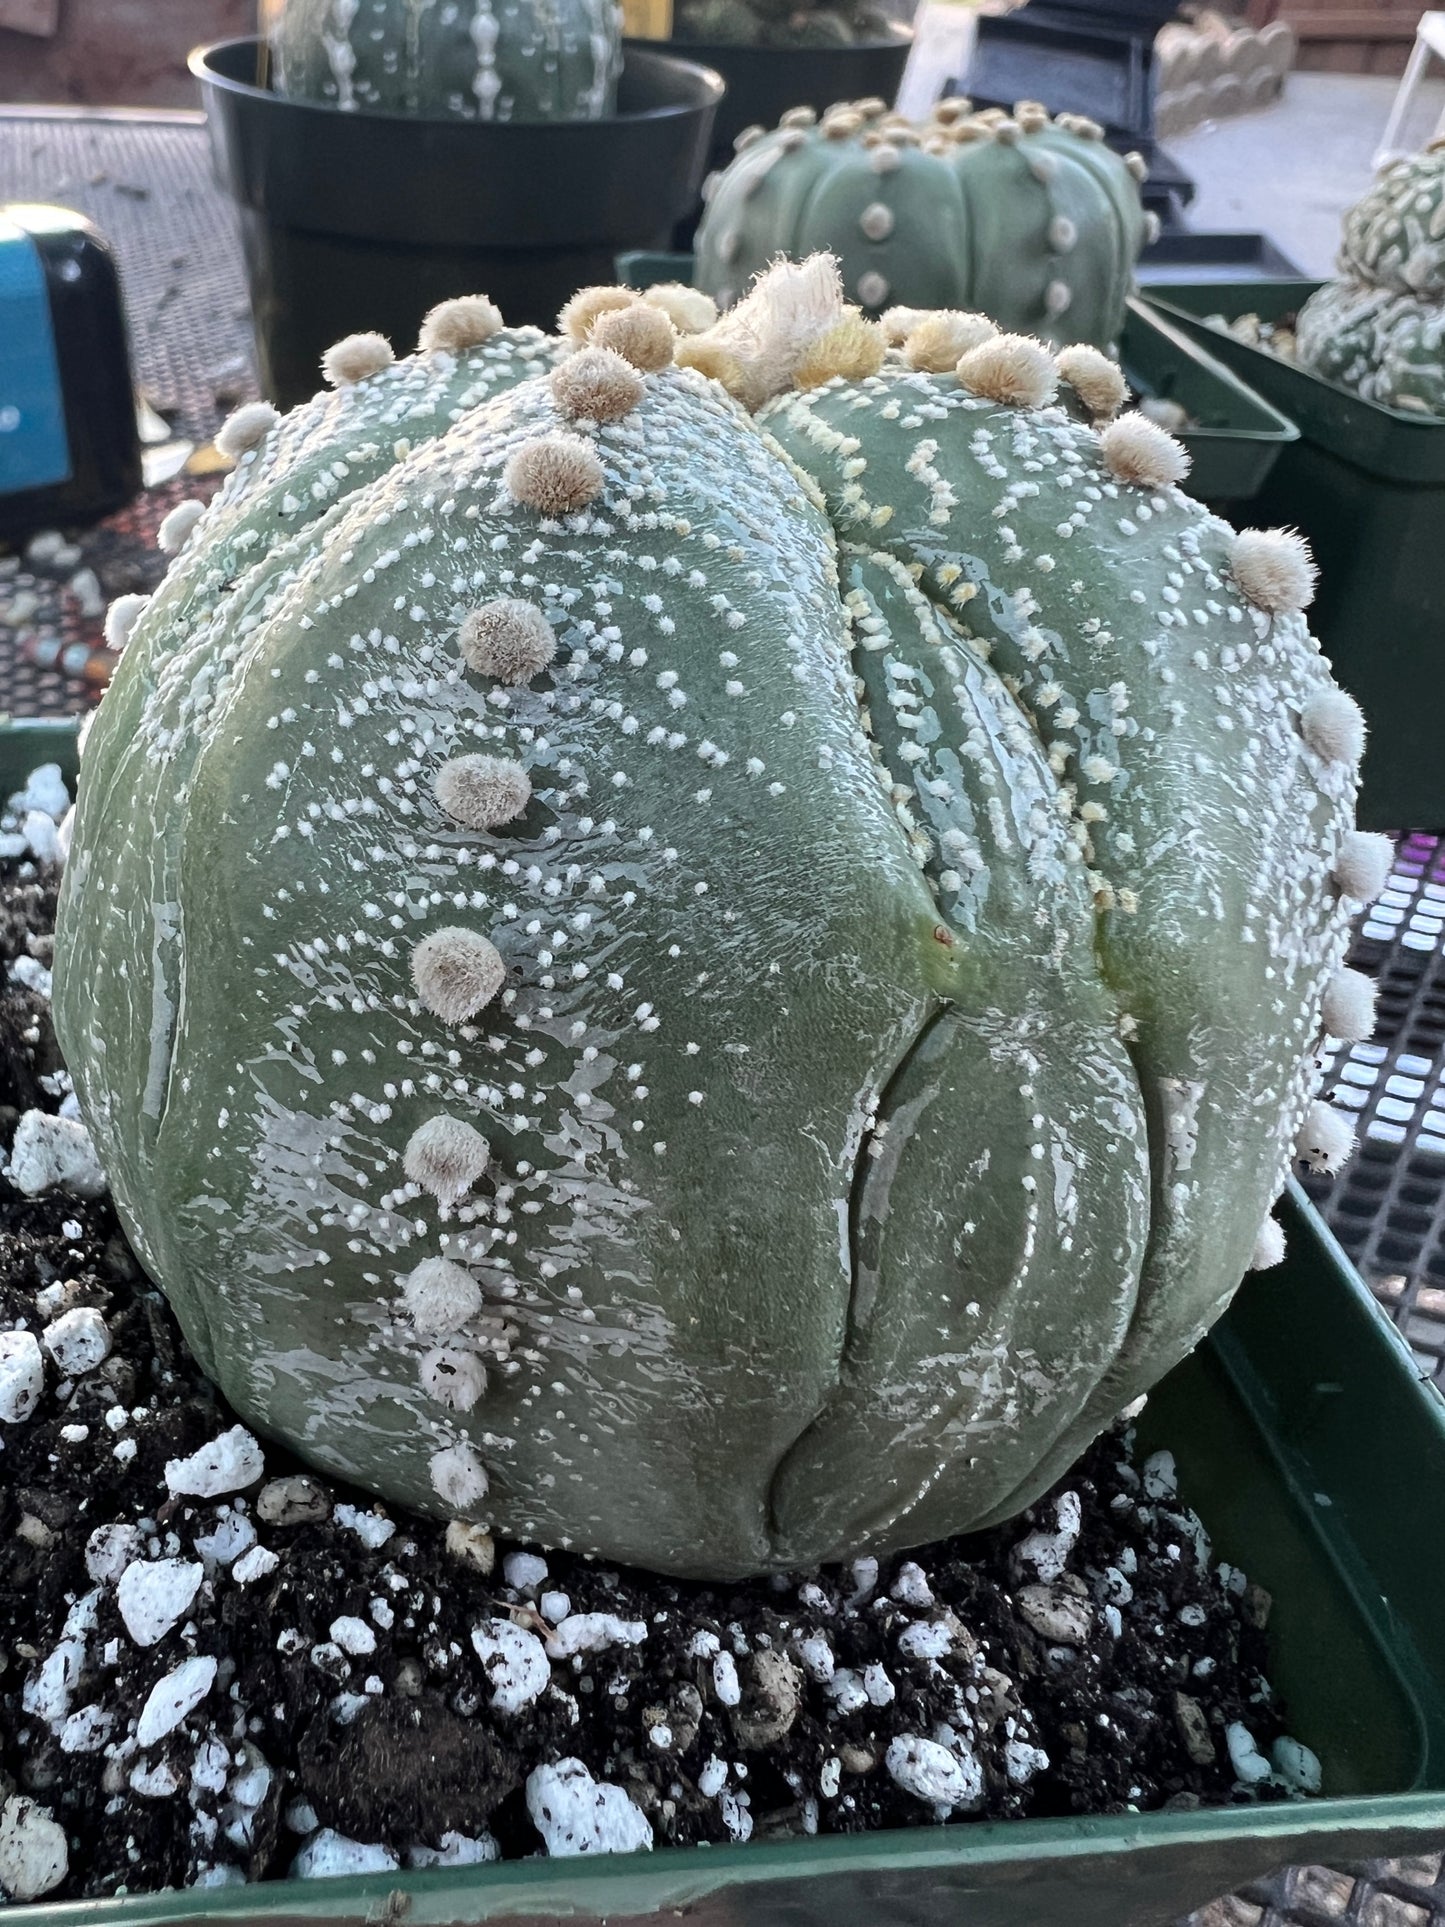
[1295,139,1445,417]
[54,267,1374,1581]
[694,98,1152,351]
[269,0,624,122]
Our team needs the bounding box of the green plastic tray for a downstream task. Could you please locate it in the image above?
[6,727,1445,1923]
[1142,280,1445,835]
[614,253,1299,507]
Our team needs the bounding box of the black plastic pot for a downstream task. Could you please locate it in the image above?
[190,37,724,410]
[652,25,910,204]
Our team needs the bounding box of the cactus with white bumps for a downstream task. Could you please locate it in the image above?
[269,0,623,122]
[1296,140,1445,416]
[694,98,1151,351]
[56,262,1377,1581]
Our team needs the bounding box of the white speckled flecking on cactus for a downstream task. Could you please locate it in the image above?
[52,257,1390,1583]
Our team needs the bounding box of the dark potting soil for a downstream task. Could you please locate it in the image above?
[0,843,1313,1902]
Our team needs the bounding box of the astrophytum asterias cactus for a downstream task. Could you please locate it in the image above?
[269,0,623,122]
[54,263,1384,1580]
[694,98,1152,351]
[1296,139,1445,417]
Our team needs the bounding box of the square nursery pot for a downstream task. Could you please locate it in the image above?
[1142,278,1445,837]
[189,37,724,411]
[614,252,1298,509]
[9,708,1445,1925]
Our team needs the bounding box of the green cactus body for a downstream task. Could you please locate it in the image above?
[694,107,1148,350]
[1296,141,1445,417]
[56,271,1361,1579]
[270,0,623,122]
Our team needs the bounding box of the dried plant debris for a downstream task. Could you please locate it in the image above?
[0,821,1318,1901]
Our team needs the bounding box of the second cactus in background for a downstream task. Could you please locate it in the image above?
[693,98,1151,351]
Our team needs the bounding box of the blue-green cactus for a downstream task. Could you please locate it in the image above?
[1296,139,1445,416]
[694,99,1152,351]
[54,262,1378,1580]
[270,0,623,122]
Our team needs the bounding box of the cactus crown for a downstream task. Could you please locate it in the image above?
[56,261,1365,1581]
[694,98,1152,354]
[1296,140,1445,416]
[269,0,624,123]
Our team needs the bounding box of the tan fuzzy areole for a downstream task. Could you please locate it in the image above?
[458,599,557,685]
[434,753,533,830]
[904,312,998,373]
[1055,344,1128,421]
[321,333,395,387]
[956,334,1059,408]
[410,928,506,1024]
[557,285,638,342]
[1231,528,1318,614]
[590,303,677,373]
[504,434,607,516]
[418,294,504,355]
[549,346,646,423]
[1097,413,1191,489]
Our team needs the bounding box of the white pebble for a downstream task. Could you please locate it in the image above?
[890,1561,933,1607]
[1225,1720,1272,1785]
[525,1759,652,1857]
[330,1615,377,1657]
[117,1558,203,1647]
[136,1654,217,1747]
[885,1735,982,1814]
[545,1612,647,1659]
[0,1329,44,1423]
[471,1618,551,1713]
[165,1425,265,1498]
[503,1550,549,1591]
[6,1111,105,1198]
[292,1831,399,1879]
[0,1796,68,1901]
[712,1652,741,1706]
[42,1306,110,1376]
[233,1544,280,1585]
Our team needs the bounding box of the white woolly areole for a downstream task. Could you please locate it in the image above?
[157,499,205,554]
[1230,528,1318,613]
[1321,967,1377,1043]
[434,753,532,830]
[401,1257,483,1336]
[504,435,606,517]
[1332,829,1393,902]
[1249,1218,1286,1271]
[557,285,638,342]
[430,1441,490,1510]
[955,334,1059,409]
[1055,344,1128,420]
[417,295,503,355]
[215,401,278,460]
[411,927,505,1024]
[403,1115,491,1206]
[321,332,395,387]
[903,311,998,374]
[458,599,556,686]
[590,303,676,373]
[640,283,717,336]
[549,348,645,425]
[688,254,846,409]
[1300,688,1366,766]
[420,1346,488,1413]
[104,593,149,653]
[880,305,928,346]
[1098,413,1191,489]
[1296,1100,1356,1176]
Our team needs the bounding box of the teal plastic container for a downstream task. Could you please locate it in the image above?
[614,253,1300,510]
[7,714,1445,1924]
[1141,280,1445,835]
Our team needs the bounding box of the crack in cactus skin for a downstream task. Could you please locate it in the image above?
[269,0,624,123]
[695,101,1148,352]
[55,299,1358,1579]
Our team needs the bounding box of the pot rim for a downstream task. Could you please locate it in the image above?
[188,35,725,129]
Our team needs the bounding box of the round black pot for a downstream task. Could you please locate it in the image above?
[656,26,910,174]
[191,37,724,409]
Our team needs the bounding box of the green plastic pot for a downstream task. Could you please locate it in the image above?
[8,714,1445,1924]
[1141,279,1445,835]
[614,253,1298,509]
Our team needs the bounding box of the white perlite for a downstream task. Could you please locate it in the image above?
[1012,1490,1082,1582]
[544,1612,647,1659]
[233,1544,280,1585]
[885,1734,982,1814]
[471,1618,551,1713]
[165,1425,265,1498]
[116,1559,204,1648]
[84,1521,142,1584]
[292,1831,399,1879]
[0,1795,68,1901]
[135,1654,217,1747]
[6,1111,106,1198]
[42,1306,111,1377]
[525,1759,653,1857]
[0,1329,44,1423]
